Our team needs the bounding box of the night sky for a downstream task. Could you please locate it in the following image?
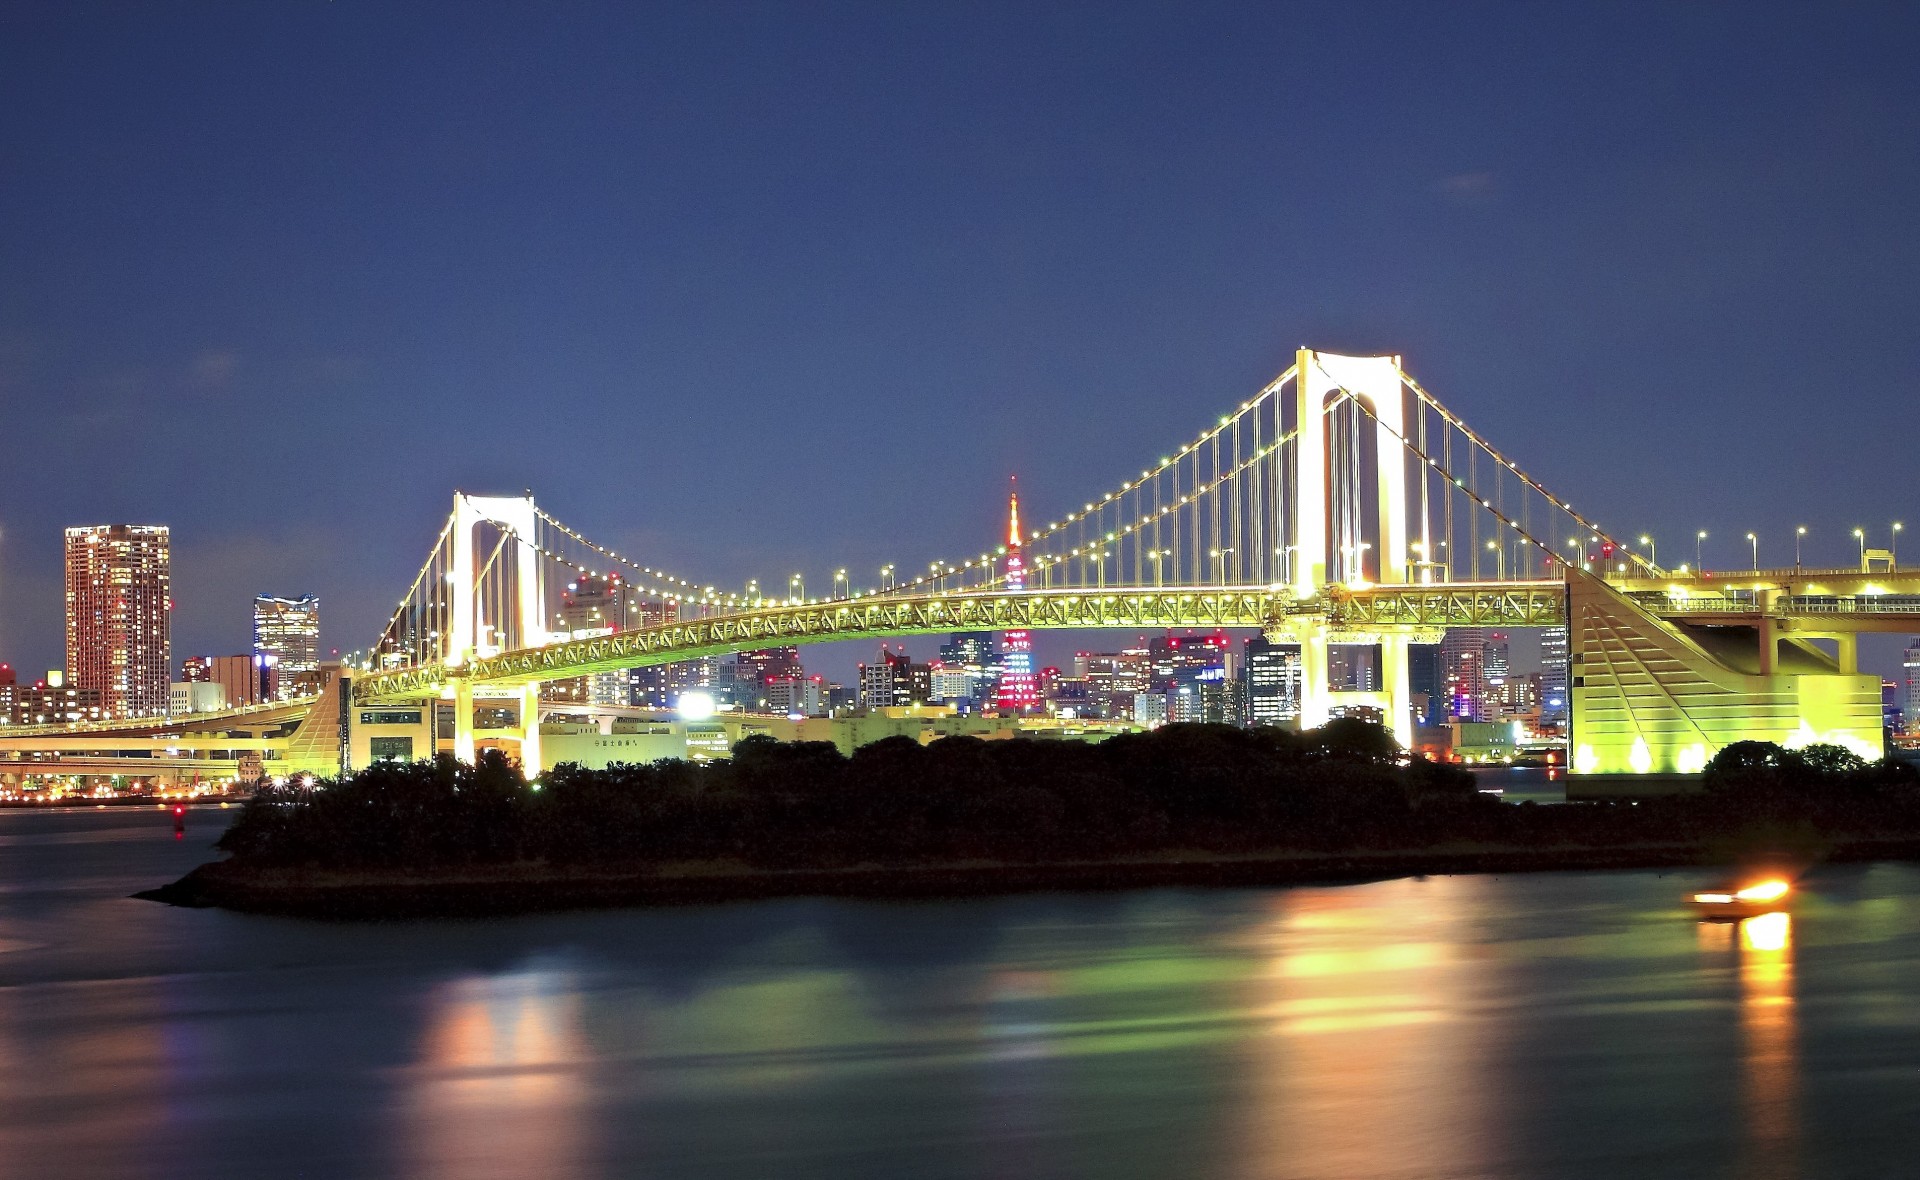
[3,2,1917,684]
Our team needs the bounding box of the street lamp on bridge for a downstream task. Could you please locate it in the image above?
[790,573,804,603]
[1485,538,1504,580]
[1795,527,1806,570]
[834,569,848,599]
[1853,528,1866,571]
[1895,522,1904,567]
[1696,531,1708,574]
[1745,533,1758,574]
[1639,535,1656,570]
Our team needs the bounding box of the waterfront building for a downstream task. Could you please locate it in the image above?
[65,524,172,718]
[994,482,1041,713]
[253,595,320,698]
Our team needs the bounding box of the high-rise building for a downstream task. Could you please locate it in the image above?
[1540,627,1570,719]
[927,661,972,704]
[765,674,827,717]
[940,631,998,707]
[1439,628,1486,721]
[65,524,171,718]
[1483,632,1510,697]
[1407,642,1443,725]
[859,647,915,709]
[1242,637,1302,728]
[624,598,680,707]
[733,647,802,709]
[547,575,636,706]
[200,653,278,708]
[1076,648,1151,719]
[1905,638,1920,735]
[995,482,1041,713]
[1326,643,1379,692]
[1147,632,1232,690]
[253,595,320,698]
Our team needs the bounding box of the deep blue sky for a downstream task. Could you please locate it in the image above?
[3,1,1917,682]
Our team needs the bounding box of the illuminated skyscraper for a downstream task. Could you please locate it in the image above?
[1439,627,1486,721]
[253,595,320,697]
[65,524,171,718]
[1905,637,1920,735]
[995,480,1041,713]
[1241,636,1302,727]
[1540,626,1570,719]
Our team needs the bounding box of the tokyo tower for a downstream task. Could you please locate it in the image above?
[995,478,1041,713]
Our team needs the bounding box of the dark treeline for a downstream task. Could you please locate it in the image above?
[213,722,1920,872]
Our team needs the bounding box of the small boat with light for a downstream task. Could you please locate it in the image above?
[1690,878,1791,920]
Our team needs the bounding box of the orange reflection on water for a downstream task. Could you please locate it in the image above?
[404,968,593,1180]
[1239,877,1502,1180]
[1738,912,1798,1180]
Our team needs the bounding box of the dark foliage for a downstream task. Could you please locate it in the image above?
[213,724,1920,872]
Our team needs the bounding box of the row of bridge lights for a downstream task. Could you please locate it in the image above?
[1643,523,1904,575]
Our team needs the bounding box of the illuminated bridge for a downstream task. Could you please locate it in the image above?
[7,349,1916,785]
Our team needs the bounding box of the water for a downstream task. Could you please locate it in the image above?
[4,805,1920,1179]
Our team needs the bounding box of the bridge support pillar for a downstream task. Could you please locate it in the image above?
[452,681,475,764]
[1378,633,1414,749]
[1835,633,1858,675]
[1294,623,1332,732]
[519,683,542,778]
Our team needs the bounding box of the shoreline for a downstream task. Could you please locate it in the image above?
[139,836,1920,919]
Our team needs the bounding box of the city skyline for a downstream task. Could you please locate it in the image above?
[3,3,1918,683]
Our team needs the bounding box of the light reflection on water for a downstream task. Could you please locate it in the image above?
[2,807,1919,1179]
[404,966,594,1180]
[1737,912,1797,1180]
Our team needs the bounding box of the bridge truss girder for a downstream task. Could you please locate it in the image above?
[352,582,1574,704]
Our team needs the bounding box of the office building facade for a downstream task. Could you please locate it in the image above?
[253,595,320,698]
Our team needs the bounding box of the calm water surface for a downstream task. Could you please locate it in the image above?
[3,804,1919,1179]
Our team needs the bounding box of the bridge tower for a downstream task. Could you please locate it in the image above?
[448,493,551,771]
[1288,350,1418,747]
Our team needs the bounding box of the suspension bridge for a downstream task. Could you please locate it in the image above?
[7,350,1915,787]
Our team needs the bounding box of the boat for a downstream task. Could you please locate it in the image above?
[1690,878,1791,919]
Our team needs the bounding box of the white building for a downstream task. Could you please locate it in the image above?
[169,681,225,716]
